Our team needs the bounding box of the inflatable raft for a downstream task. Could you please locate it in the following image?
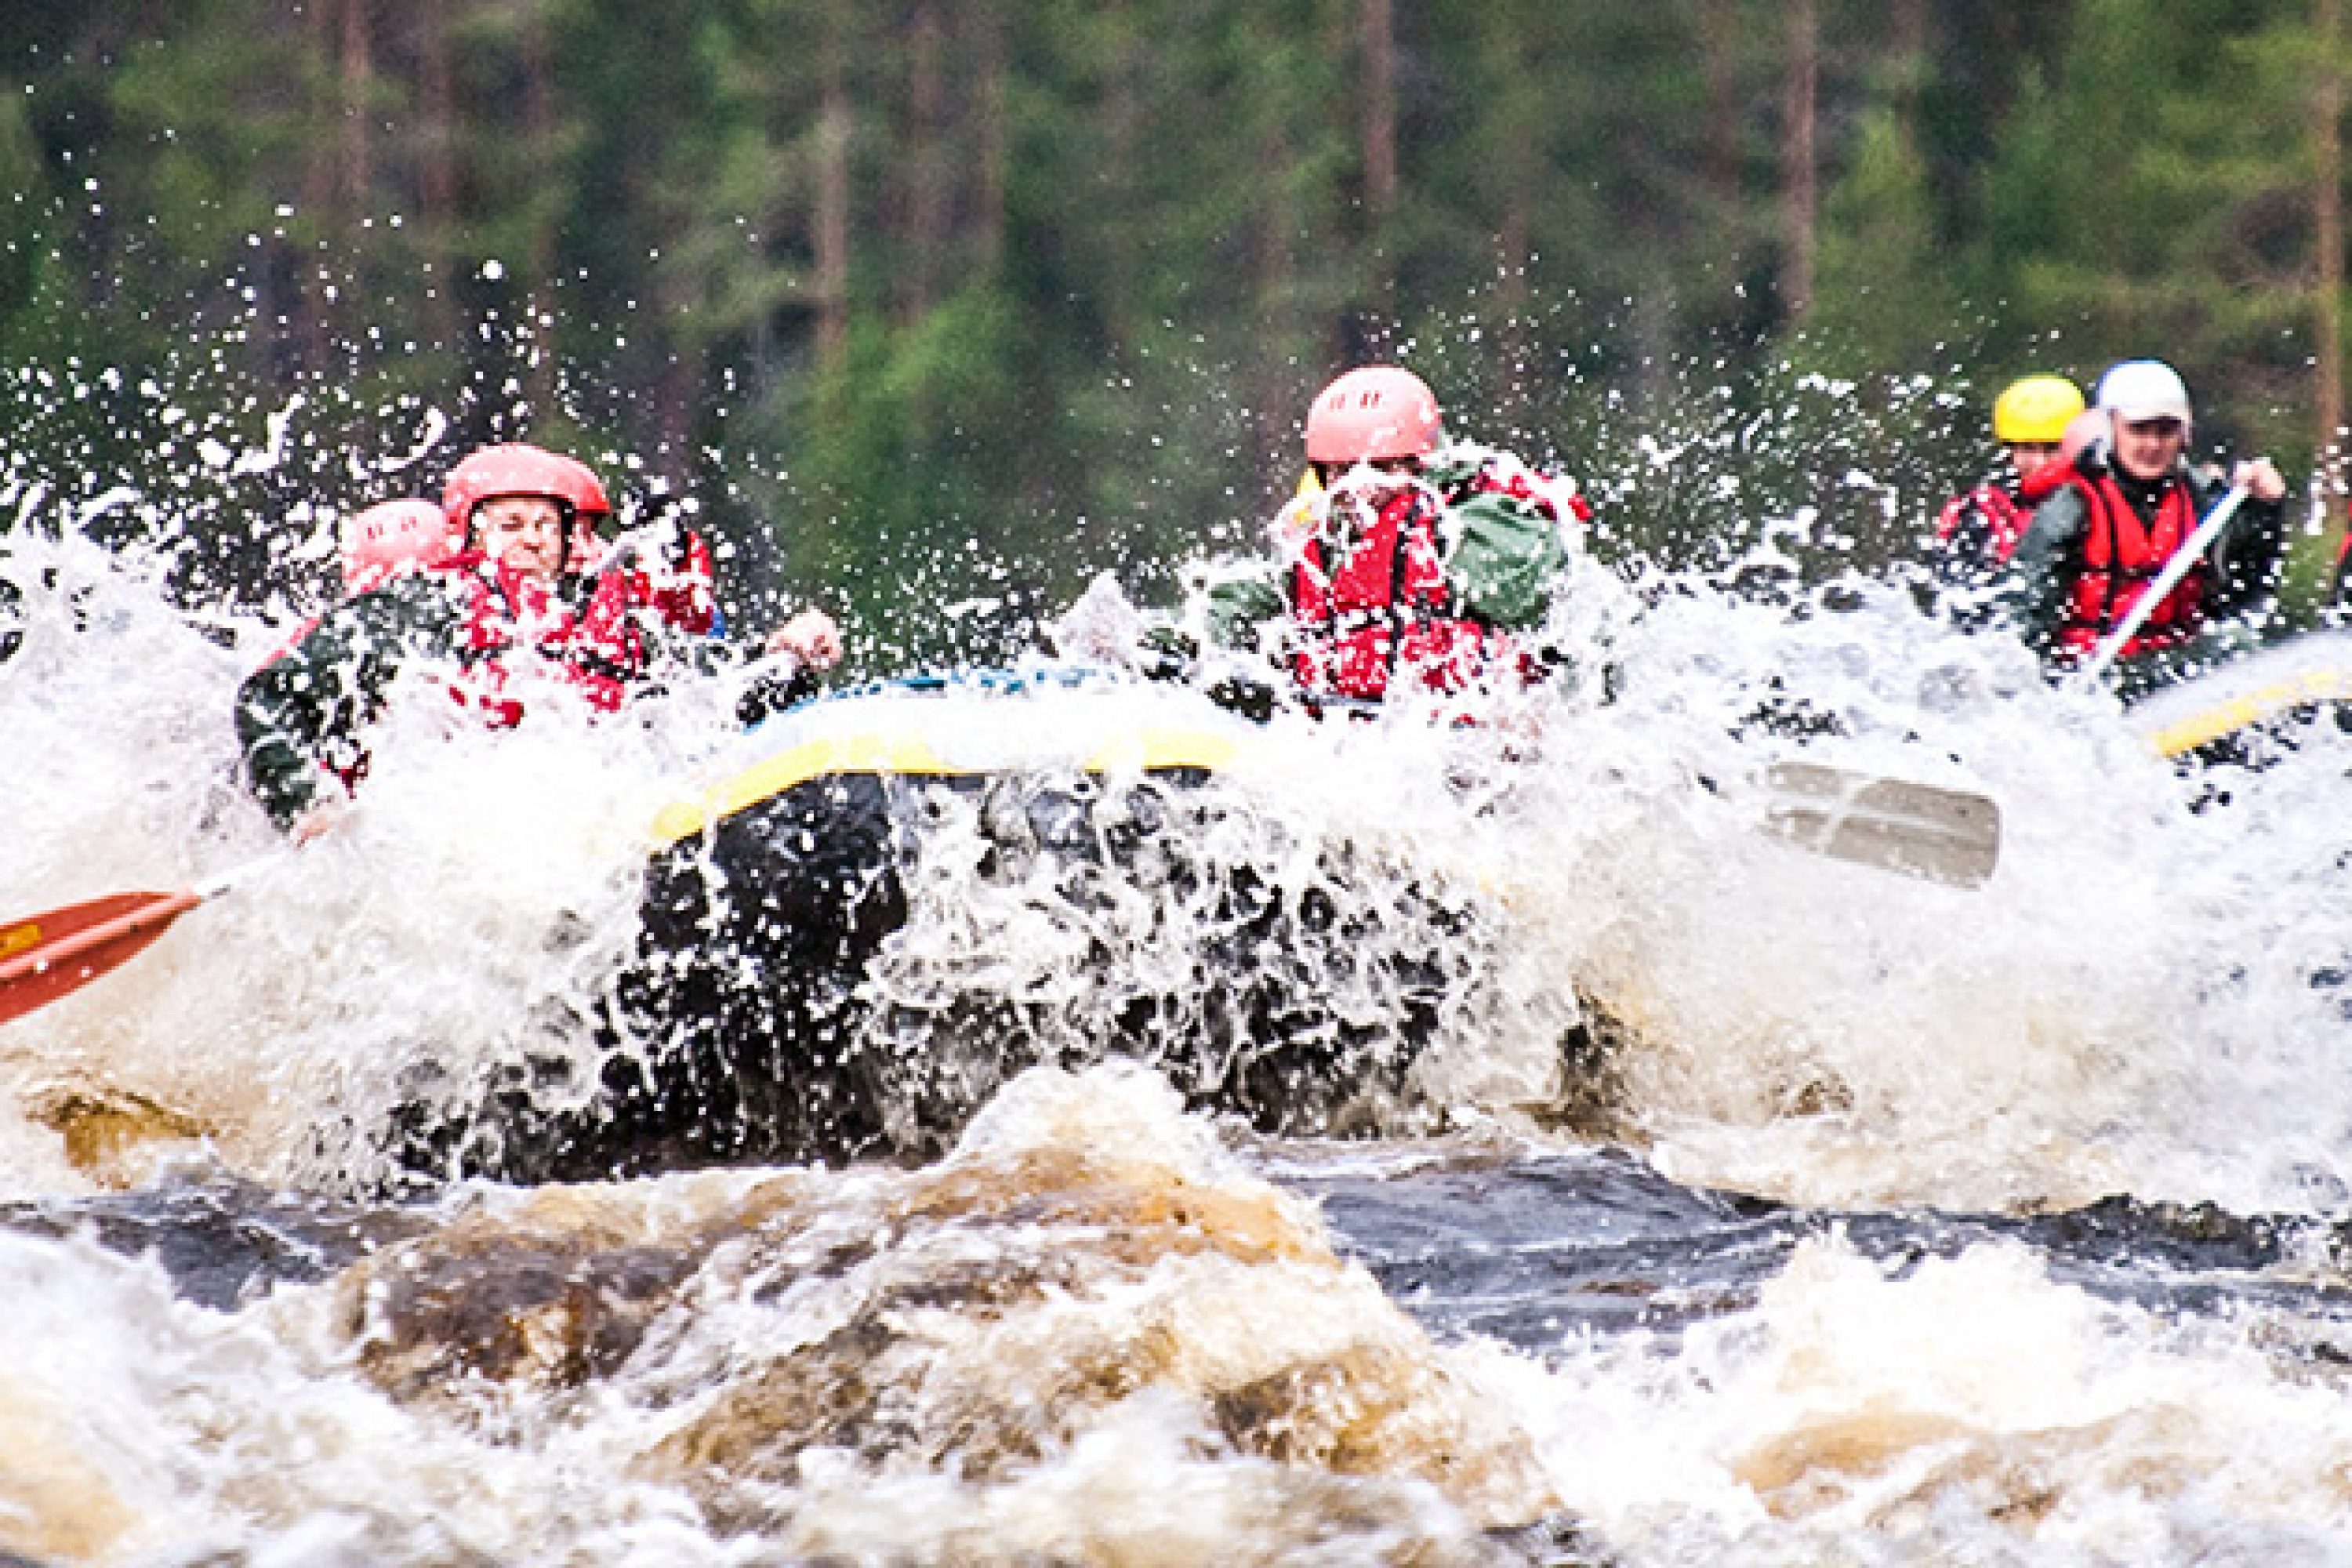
[2128,629,2352,767]
[376,660,2007,1188]
[394,668,1502,1185]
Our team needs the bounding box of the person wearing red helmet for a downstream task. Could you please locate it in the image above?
[457,448,738,646]
[249,497,462,681]
[1204,365,1588,707]
[438,443,839,670]
[235,441,842,837]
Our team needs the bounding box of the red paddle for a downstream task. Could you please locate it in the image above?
[0,860,268,1026]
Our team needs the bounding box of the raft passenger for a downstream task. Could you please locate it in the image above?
[236,442,842,839]
[2001,358,2288,693]
[1200,365,1589,709]
[1932,373,2085,603]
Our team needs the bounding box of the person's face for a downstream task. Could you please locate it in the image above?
[2112,416,2185,481]
[1317,455,1422,493]
[2005,441,2062,481]
[474,495,568,578]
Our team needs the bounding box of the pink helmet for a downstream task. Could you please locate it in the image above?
[2060,408,2107,465]
[440,443,610,539]
[340,499,456,591]
[553,451,613,561]
[1304,365,1442,465]
[552,451,612,521]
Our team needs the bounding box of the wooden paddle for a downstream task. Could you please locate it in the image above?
[1236,692,2005,887]
[0,861,265,1027]
[1756,760,2002,889]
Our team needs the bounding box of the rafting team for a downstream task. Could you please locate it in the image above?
[236,356,2303,836]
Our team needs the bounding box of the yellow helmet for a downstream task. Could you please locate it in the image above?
[1991,375,2086,445]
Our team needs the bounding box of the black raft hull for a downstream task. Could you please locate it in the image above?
[394,674,1497,1185]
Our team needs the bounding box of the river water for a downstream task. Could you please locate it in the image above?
[6,514,2352,1566]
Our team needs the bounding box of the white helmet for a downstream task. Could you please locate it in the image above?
[2095,359,2193,431]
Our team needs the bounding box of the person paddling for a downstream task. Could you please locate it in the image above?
[2000,358,2288,693]
[1200,365,1588,708]
[235,442,842,839]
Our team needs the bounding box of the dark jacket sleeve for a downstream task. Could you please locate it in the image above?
[1202,565,1289,654]
[1933,497,2002,597]
[234,575,461,829]
[1998,486,2090,661]
[2190,469,2287,622]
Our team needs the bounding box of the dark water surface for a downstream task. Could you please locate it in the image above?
[23,1143,2352,1353]
[1304,1149,2352,1355]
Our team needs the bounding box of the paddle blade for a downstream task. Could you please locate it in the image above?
[1759,762,2002,889]
[0,889,205,1025]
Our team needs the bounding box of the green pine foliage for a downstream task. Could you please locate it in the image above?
[1814,107,1962,370]
[1,0,2345,647]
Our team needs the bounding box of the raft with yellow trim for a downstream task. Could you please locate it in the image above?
[398,667,1490,1185]
[2129,630,2352,766]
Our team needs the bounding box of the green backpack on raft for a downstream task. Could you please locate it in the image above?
[1425,454,1570,632]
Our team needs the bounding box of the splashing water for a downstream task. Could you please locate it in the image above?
[7,376,2352,1562]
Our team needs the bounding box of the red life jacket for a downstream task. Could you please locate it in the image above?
[1288,486,1500,702]
[2019,459,2077,508]
[1936,484,2029,567]
[443,554,646,725]
[2049,469,2205,661]
[1934,462,2076,570]
[569,528,720,637]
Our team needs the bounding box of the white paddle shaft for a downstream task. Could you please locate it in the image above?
[2076,485,2248,685]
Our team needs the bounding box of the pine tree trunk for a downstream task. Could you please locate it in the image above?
[1099,0,1139,335]
[417,0,456,223]
[815,56,853,373]
[340,0,371,208]
[521,8,561,419]
[975,2,1006,275]
[1359,0,1397,226]
[1781,0,1818,319]
[1702,0,1741,210]
[1491,20,1534,362]
[521,11,556,288]
[1254,109,1298,475]
[905,2,946,322]
[304,0,336,222]
[1348,0,1399,347]
[296,0,341,373]
[2318,0,2346,546]
[416,0,459,359]
[1499,191,1531,314]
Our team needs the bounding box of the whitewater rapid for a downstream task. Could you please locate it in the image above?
[6,512,2352,1563]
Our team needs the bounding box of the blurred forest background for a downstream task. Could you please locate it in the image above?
[2,0,2348,662]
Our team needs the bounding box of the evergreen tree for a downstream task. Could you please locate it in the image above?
[1812,107,1962,370]
[1,0,2346,637]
